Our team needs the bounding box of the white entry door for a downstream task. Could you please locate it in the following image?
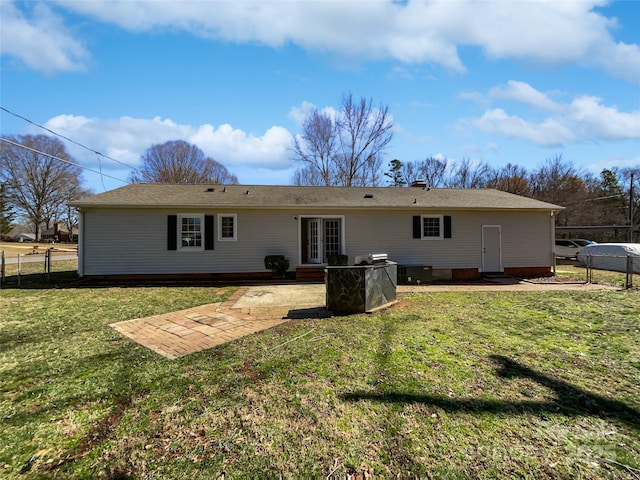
[482,225,502,273]
[308,219,322,264]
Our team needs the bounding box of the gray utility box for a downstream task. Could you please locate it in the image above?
[398,265,433,285]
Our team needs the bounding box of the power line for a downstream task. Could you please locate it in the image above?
[0,105,138,172]
[0,137,129,184]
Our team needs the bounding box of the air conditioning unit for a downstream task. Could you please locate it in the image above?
[398,265,433,284]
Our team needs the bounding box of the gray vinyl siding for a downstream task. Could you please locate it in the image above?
[81,208,298,275]
[81,207,553,275]
[341,210,552,270]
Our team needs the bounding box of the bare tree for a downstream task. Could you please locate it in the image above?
[292,110,339,186]
[1,135,84,241]
[130,140,238,184]
[529,155,590,227]
[445,158,491,188]
[292,94,393,186]
[486,163,530,196]
[400,161,418,186]
[61,184,92,242]
[291,165,323,187]
[403,157,450,187]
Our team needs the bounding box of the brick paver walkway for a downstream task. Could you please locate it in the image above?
[110,288,290,359]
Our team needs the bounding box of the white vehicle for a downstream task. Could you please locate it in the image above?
[576,243,640,274]
[555,239,596,258]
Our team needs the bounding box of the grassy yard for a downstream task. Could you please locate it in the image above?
[1,274,639,479]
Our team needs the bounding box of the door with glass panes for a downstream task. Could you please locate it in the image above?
[304,217,342,264]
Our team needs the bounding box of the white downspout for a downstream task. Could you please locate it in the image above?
[551,210,557,275]
[77,209,84,277]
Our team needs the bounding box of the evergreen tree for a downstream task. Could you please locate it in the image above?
[0,183,16,237]
[384,159,406,187]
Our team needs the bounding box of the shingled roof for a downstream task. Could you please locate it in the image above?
[71,183,563,211]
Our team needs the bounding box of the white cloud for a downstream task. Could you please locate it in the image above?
[288,101,317,126]
[10,0,629,82]
[489,81,560,112]
[567,95,640,140]
[191,124,293,169]
[42,115,294,182]
[586,154,640,175]
[468,108,575,147]
[0,2,89,74]
[288,101,341,127]
[460,81,640,146]
[457,90,487,106]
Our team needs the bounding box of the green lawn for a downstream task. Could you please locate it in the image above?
[1,274,639,479]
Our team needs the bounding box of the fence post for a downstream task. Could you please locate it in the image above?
[17,254,22,288]
[0,250,4,288]
[626,255,633,290]
[47,249,51,282]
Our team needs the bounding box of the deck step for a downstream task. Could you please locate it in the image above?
[296,266,325,283]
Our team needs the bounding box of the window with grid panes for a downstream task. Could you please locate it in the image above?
[422,216,442,239]
[180,215,203,248]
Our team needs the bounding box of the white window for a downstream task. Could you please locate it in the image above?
[421,215,443,240]
[179,214,203,250]
[218,214,237,241]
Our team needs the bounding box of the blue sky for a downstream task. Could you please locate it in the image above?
[1,0,639,193]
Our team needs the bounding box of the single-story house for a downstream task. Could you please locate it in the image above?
[12,232,36,243]
[69,183,563,282]
[3,225,35,242]
[42,223,78,243]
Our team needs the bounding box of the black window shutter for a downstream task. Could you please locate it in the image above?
[204,215,214,250]
[413,216,421,238]
[444,215,452,238]
[167,215,177,250]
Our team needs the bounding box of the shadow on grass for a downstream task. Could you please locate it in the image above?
[286,306,333,319]
[3,344,158,477]
[1,271,308,290]
[0,271,81,289]
[2,347,147,426]
[341,355,640,432]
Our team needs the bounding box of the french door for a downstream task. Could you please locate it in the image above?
[305,217,343,264]
[308,219,321,264]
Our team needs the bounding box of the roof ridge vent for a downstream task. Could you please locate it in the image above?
[205,187,215,192]
[410,179,427,188]
[364,193,373,199]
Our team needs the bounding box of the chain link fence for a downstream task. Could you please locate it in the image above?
[583,254,637,289]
